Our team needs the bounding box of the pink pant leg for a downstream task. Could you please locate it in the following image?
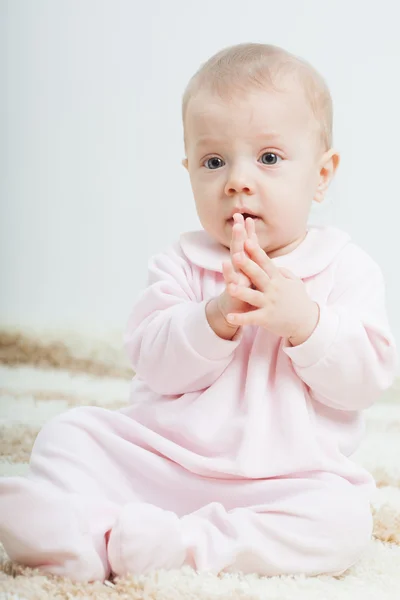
[0,406,150,582]
[0,477,117,581]
[0,405,373,580]
[108,475,373,577]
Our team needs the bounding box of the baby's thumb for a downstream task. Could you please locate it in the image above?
[279,267,297,280]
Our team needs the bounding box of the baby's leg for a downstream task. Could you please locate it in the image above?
[108,474,373,577]
[0,406,153,582]
[0,476,117,581]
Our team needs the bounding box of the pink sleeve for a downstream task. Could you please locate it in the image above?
[283,245,397,411]
[124,245,241,395]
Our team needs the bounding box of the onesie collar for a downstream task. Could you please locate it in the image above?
[179,226,351,279]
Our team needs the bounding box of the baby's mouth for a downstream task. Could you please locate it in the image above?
[228,213,260,224]
[241,213,258,221]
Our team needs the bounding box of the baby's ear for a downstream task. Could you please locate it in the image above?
[182,158,188,170]
[314,149,340,203]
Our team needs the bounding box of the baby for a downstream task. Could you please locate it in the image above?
[0,43,397,582]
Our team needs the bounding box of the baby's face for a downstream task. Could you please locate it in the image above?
[184,87,333,257]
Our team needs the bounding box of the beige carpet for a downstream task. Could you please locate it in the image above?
[1,362,400,599]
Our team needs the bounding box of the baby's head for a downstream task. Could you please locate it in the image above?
[182,43,339,257]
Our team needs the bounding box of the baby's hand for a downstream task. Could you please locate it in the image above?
[217,214,258,322]
[225,236,320,345]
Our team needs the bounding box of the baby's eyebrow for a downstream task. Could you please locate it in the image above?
[254,131,283,142]
[194,131,284,148]
[194,136,220,148]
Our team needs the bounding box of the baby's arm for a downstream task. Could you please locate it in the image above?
[284,244,397,411]
[124,246,241,396]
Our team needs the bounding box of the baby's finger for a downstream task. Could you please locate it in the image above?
[227,283,264,308]
[279,267,297,280]
[233,252,270,291]
[244,238,280,280]
[226,309,264,327]
[222,260,239,285]
[231,225,246,258]
[233,212,244,226]
[231,215,246,259]
[245,217,258,243]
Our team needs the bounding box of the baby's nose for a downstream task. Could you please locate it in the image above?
[224,167,255,196]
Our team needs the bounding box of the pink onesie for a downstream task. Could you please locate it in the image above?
[0,226,397,582]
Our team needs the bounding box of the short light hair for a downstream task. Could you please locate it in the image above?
[182,43,333,150]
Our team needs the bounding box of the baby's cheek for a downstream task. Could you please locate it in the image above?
[195,194,218,219]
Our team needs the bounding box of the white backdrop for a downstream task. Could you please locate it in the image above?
[1,0,400,345]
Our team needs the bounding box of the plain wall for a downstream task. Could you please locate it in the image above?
[1,0,400,343]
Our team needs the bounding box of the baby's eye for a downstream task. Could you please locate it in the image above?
[259,152,281,165]
[204,157,225,170]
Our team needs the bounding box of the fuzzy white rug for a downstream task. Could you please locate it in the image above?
[1,364,400,599]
